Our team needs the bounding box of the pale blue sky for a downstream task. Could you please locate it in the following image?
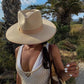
[0,0,84,20]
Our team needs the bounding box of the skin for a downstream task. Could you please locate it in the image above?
[15,44,79,84]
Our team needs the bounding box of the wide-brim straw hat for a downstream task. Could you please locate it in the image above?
[6,9,56,45]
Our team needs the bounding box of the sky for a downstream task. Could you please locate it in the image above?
[0,0,84,20]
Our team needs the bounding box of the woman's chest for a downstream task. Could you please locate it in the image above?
[21,50,41,72]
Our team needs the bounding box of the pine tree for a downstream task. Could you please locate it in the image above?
[2,0,21,54]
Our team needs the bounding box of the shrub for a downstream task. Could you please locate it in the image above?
[57,40,77,51]
[0,38,15,74]
[57,40,69,50]
[68,35,79,45]
[76,44,84,60]
[49,22,70,44]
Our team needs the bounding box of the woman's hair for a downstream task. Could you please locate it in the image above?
[41,41,50,69]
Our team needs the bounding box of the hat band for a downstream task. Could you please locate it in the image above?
[19,25,43,34]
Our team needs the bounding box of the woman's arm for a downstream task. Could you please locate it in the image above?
[51,44,79,81]
[50,44,64,76]
[15,47,22,84]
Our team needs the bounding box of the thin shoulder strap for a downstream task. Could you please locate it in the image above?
[16,45,24,67]
[45,42,49,52]
[17,45,24,57]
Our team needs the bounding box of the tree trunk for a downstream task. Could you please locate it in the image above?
[57,12,71,26]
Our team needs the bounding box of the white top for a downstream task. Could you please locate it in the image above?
[16,43,50,84]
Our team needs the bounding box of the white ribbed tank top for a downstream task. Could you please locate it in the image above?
[16,43,50,84]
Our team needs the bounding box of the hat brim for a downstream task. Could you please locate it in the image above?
[6,19,56,45]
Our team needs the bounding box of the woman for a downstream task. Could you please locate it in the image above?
[6,9,79,84]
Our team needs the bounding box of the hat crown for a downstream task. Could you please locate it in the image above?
[6,9,56,45]
[18,9,43,30]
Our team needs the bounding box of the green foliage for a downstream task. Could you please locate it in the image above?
[0,38,15,74]
[76,44,84,60]
[26,5,45,10]
[66,77,76,84]
[0,22,4,37]
[69,35,80,46]
[47,0,82,25]
[69,24,83,44]
[81,2,84,9]
[55,0,81,14]
[0,22,15,73]
[69,25,84,60]
[57,40,69,50]
[78,18,83,24]
[49,22,70,44]
[26,0,82,26]
[57,40,76,51]
[2,0,21,54]
[68,34,79,45]
[2,0,21,26]
[6,80,10,84]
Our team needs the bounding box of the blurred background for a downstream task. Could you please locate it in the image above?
[0,0,84,84]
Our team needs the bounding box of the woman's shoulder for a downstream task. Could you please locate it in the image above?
[49,43,59,50]
[15,45,23,52]
[15,46,20,52]
[15,45,22,58]
[49,43,60,57]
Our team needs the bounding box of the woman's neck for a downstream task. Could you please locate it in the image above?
[24,44,43,51]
